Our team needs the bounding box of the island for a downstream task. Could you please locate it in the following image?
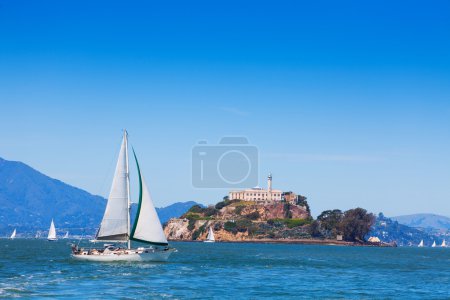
[164,174,393,246]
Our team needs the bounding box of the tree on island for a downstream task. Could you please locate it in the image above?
[317,209,344,238]
[341,208,375,242]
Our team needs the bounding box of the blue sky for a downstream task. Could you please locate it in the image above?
[1,0,450,217]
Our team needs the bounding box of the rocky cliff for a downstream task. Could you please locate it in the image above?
[164,200,312,241]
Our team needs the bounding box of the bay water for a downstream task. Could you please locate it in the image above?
[0,239,449,299]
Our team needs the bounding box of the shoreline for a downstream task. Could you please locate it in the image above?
[169,238,396,247]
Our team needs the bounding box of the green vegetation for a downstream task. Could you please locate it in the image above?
[180,196,375,243]
[192,223,208,240]
[215,199,240,210]
[268,218,312,229]
[283,203,292,218]
[187,205,204,213]
[203,206,218,217]
[224,221,237,233]
[296,195,311,215]
[317,209,344,238]
[188,218,196,231]
[245,211,260,220]
[234,205,244,215]
[341,208,375,242]
[311,208,375,242]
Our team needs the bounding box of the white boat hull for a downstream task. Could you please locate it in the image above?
[72,248,175,262]
[204,240,215,243]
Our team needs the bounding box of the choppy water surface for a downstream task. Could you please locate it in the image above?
[0,240,449,299]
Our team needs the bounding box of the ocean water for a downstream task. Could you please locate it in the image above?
[0,240,449,299]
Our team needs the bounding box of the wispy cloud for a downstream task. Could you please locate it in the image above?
[263,153,385,163]
[220,107,249,117]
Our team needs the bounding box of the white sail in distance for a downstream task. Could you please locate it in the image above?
[63,231,69,239]
[96,132,130,241]
[432,241,436,247]
[130,150,168,246]
[206,227,215,242]
[418,240,424,247]
[10,229,16,239]
[48,219,57,240]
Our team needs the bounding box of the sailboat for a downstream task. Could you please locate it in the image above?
[441,240,447,248]
[10,229,16,239]
[71,131,175,262]
[63,231,69,239]
[35,231,41,239]
[204,226,215,243]
[431,241,436,248]
[48,219,58,241]
[418,240,424,247]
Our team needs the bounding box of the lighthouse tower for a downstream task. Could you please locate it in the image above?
[268,173,272,192]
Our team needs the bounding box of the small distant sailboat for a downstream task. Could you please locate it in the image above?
[441,240,447,248]
[204,227,215,243]
[431,241,436,248]
[418,240,424,247]
[63,231,69,239]
[10,229,16,239]
[35,231,41,239]
[71,131,175,262]
[47,219,58,241]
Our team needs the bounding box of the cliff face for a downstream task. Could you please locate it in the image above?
[164,201,311,241]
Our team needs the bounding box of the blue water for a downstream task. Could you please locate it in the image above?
[0,240,449,299]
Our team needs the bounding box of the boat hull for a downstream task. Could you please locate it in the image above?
[72,248,175,262]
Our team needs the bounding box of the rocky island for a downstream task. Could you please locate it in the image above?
[165,174,392,246]
[165,197,313,242]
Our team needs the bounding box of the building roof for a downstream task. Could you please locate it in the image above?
[230,188,282,193]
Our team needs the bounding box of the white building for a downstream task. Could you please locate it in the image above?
[229,174,282,203]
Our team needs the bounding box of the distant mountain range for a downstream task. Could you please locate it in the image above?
[0,157,199,237]
[391,214,450,231]
[369,214,442,247]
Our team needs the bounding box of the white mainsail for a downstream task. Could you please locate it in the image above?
[130,151,168,246]
[432,241,436,247]
[63,231,69,239]
[96,132,130,241]
[206,227,215,242]
[442,240,446,247]
[10,229,16,239]
[48,219,57,240]
[418,240,424,247]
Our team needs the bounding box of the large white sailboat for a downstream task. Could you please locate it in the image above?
[48,219,58,241]
[10,229,16,239]
[204,226,215,243]
[418,240,424,247]
[71,131,175,262]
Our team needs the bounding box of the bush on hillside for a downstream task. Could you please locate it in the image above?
[188,205,204,213]
[204,206,218,217]
[224,221,237,233]
[245,211,260,220]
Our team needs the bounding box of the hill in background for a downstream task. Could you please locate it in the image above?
[0,157,105,236]
[391,214,450,231]
[0,157,199,237]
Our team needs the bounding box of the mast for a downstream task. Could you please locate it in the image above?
[125,130,131,250]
